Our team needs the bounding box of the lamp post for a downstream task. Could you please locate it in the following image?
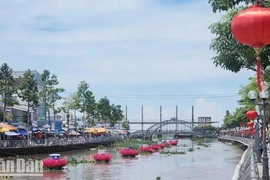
[255,105,262,163]
[248,90,269,179]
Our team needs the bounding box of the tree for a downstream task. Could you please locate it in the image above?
[208,3,270,80]
[76,81,89,130]
[18,70,39,144]
[84,90,97,127]
[48,75,65,132]
[122,120,130,130]
[0,63,18,122]
[110,104,124,127]
[208,0,267,13]
[97,97,111,127]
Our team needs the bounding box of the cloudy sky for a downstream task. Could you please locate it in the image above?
[0,0,254,129]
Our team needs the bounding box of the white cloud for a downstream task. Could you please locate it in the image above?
[183,99,224,126]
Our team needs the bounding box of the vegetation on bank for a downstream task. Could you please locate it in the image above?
[0,63,126,128]
[207,0,270,128]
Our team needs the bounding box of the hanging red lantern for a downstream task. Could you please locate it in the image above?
[247,121,254,127]
[231,4,270,92]
[246,110,258,120]
[231,5,270,48]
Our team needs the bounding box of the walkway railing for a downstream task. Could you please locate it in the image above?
[220,136,259,180]
[0,136,121,149]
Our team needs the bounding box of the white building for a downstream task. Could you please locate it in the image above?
[2,70,45,127]
[198,117,212,128]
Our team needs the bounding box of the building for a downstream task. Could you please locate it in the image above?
[198,117,211,127]
[10,70,45,127]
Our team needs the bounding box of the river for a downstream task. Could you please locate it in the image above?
[5,139,243,180]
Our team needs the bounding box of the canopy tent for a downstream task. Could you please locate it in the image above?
[17,129,28,136]
[85,127,107,134]
[0,123,17,132]
[5,131,19,136]
[0,127,9,133]
[69,130,80,135]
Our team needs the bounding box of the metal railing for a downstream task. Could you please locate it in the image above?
[0,136,121,149]
[219,136,259,180]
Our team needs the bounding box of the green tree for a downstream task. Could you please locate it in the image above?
[18,70,39,143]
[122,120,130,130]
[208,0,268,13]
[0,63,18,122]
[84,90,97,127]
[208,3,270,80]
[110,104,124,127]
[76,81,89,130]
[97,97,111,127]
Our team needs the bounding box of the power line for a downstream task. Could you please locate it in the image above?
[60,91,240,99]
[92,94,239,99]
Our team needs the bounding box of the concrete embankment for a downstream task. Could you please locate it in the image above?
[218,136,259,180]
[0,137,120,157]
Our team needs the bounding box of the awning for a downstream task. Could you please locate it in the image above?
[0,123,17,131]
[11,106,28,112]
[85,128,107,134]
[69,130,80,135]
[5,131,19,136]
[17,129,28,136]
[0,127,9,133]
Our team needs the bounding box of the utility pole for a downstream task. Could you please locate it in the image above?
[160,106,162,131]
[192,106,194,130]
[141,106,144,132]
[125,106,128,121]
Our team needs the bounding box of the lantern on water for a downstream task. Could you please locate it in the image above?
[231,5,270,92]
[246,110,258,120]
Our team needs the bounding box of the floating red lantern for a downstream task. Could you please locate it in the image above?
[246,110,258,120]
[93,153,112,162]
[119,149,139,157]
[231,4,270,92]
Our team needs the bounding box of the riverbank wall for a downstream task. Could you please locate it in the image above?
[218,136,259,180]
[0,137,121,157]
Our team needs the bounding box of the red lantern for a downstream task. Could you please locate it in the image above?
[247,121,254,127]
[231,5,270,92]
[246,110,258,120]
[231,5,270,48]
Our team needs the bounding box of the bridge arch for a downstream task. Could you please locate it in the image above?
[131,119,198,138]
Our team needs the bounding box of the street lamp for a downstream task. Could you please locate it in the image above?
[255,105,262,163]
[249,90,269,179]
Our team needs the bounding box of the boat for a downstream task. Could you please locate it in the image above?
[42,154,68,170]
[119,148,139,157]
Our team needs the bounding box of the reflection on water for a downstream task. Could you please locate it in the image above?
[11,139,243,180]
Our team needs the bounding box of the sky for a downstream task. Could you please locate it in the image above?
[0,0,254,129]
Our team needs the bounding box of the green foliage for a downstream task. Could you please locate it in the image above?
[97,97,111,126]
[18,70,39,125]
[122,120,130,130]
[208,5,270,80]
[0,63,18,122]
[110,104,124,127]
[208,0,268,13]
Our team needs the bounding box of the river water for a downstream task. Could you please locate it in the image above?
[6,139,243,180]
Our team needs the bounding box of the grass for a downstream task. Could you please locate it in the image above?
[160,151,186,155]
